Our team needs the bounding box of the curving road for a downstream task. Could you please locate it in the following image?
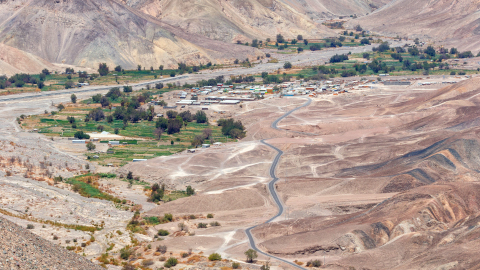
[245,98,312,270]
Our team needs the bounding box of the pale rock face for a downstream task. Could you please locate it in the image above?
[350,0,480,52]
[0,0,262,71]
[123,0,386,42]
[0,43,53,76]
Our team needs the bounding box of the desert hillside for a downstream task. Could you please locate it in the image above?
[0,43,54,76]
[351,0,480,52]
[0,0,261,70]
[125,0,387,42]
[124,0,325,42]
[0,217,103,269]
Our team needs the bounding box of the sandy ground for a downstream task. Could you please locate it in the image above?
[121,74,480,269]
[2,50,480,269]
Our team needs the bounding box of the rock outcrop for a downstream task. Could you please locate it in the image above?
[0,0,261,70]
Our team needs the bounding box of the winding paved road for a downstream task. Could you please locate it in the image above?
[245,97,312,270]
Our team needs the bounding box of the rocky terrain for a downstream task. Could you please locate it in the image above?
[0,43,54,76]
[124,0,326,42]
[3,0,478,75]
[351,0,480,51]
[113,75,480,269]
[124,0,390,43]
[0,0,261,72]
[0,217,103,269]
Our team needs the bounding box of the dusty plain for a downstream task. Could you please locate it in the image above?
[2,58,480,269]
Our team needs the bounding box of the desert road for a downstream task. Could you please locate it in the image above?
[245,98,312,270]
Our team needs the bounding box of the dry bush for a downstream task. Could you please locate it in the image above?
[142,259,154,266]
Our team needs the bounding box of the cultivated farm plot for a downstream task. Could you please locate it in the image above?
[22,105,230,166]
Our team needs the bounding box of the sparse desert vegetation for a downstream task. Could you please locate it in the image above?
[2,1,480,268]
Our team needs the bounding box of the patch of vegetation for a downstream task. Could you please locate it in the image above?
[164,257,178,268]
[120,246,133,260]
[27,101,227,166]
[66,174,122,204]
[163,190,191,202]
[217,118,246,139]
[0,208,99,232]
[208,253,222,261]
[301,45,477,79]
[157,229,170,236]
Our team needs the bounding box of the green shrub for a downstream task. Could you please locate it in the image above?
[144,216,160,225]
[120,246,133,260]
[232,262,241,269]
[164,257,178,268]
[209,253,222,261]
[158,229,170,236]
[207,213,214,218]
[164,213,173,222]
[198,223,207,228]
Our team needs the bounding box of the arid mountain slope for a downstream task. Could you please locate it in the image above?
[351,0,480,52]
[0,217,103,269]
[124,0,387,42]
[280,0,376,19]
[0,0,261,70]
[0,44,54,76]
[255,183,480,270]
[123,0,326,42]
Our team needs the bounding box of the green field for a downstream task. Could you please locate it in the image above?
[26,102,229,166]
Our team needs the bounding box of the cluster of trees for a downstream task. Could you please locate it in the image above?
[98,63,109,76]
[324,38,343,48]
[372,42,390,52]
[263,74,281,84]
[374,44,476,62]
[196,76,225,87]
[150,183,165,202]
[315,65,338,75]
[149,183,194,203]
[0,73,44,89]
[74,130,90,139]
[112,101,154,124]
[329,54,349,63]
[99,62,211,78]
[155,110,208,138]
[360,38,371,45]
[229,75,255,84]
[217,118,246,139]
[191,128,213,146]
[84,88,154,128]
[309,44,321,51]
[200,74,254,85]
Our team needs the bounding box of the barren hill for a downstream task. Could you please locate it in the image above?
[0,0,261,70]
[255,183,480,270]
[0,43,54,76]
[351,0,480,52]
[123,0,325,42]
[0,217,103,269]
[124,0,387,42]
